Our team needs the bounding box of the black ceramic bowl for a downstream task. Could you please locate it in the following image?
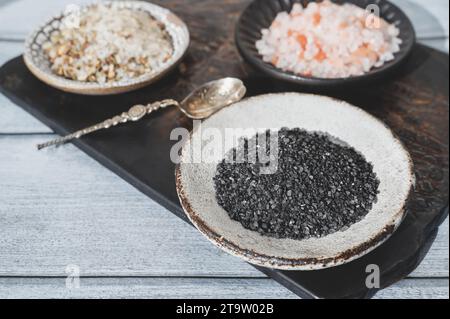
[235,0,416,86]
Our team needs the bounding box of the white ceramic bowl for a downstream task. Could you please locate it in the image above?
[24,1,190,95]
[176,93,415,270]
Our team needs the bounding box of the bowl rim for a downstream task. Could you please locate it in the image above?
[235,0,416,86]
[175,93,415,270]
[23,0,190,95]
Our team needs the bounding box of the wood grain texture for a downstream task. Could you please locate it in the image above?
[0,0,447,134]
[0,277,298,299]
[0,277,447,299]
[0,135,447,279]
[411,219,448,277]
[0,0,447,40]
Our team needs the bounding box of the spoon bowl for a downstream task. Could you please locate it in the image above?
[179,78,247,119]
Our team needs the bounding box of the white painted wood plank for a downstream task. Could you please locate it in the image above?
[0,135,261,277]
[421,38,449,53]
[411,218,449,277]
[375,279,449,299]
[0,277,447,299]
[0,40,22,65]
[0,277,299,299]
[0,41,52,133]
[0,135,447,278]
[0,0,448,299]
[0,34,449,134]
[0,0,448,40]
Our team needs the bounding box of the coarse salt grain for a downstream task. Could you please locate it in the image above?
[256,1,402,78]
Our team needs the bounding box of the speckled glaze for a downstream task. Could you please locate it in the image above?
[23,1,190,95]
[176,93,415,270]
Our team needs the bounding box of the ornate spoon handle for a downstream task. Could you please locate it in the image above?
[37,99,179,150]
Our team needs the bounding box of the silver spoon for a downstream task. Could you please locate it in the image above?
[37,78,246,150]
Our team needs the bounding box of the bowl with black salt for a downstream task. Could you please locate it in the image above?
[176,93,414,270]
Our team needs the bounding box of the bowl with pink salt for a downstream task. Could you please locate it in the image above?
[235,0,415,86]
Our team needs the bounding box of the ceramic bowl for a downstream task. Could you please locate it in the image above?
[176,93,415,270]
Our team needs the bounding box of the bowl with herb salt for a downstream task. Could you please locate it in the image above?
[176,93,414,270]
[24,1,189,95]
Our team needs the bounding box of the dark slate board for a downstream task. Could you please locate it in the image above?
[0,0,448,298]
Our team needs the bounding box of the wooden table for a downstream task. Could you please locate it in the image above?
[0,0,448,299]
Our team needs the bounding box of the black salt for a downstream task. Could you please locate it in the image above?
[213,128,380,240]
